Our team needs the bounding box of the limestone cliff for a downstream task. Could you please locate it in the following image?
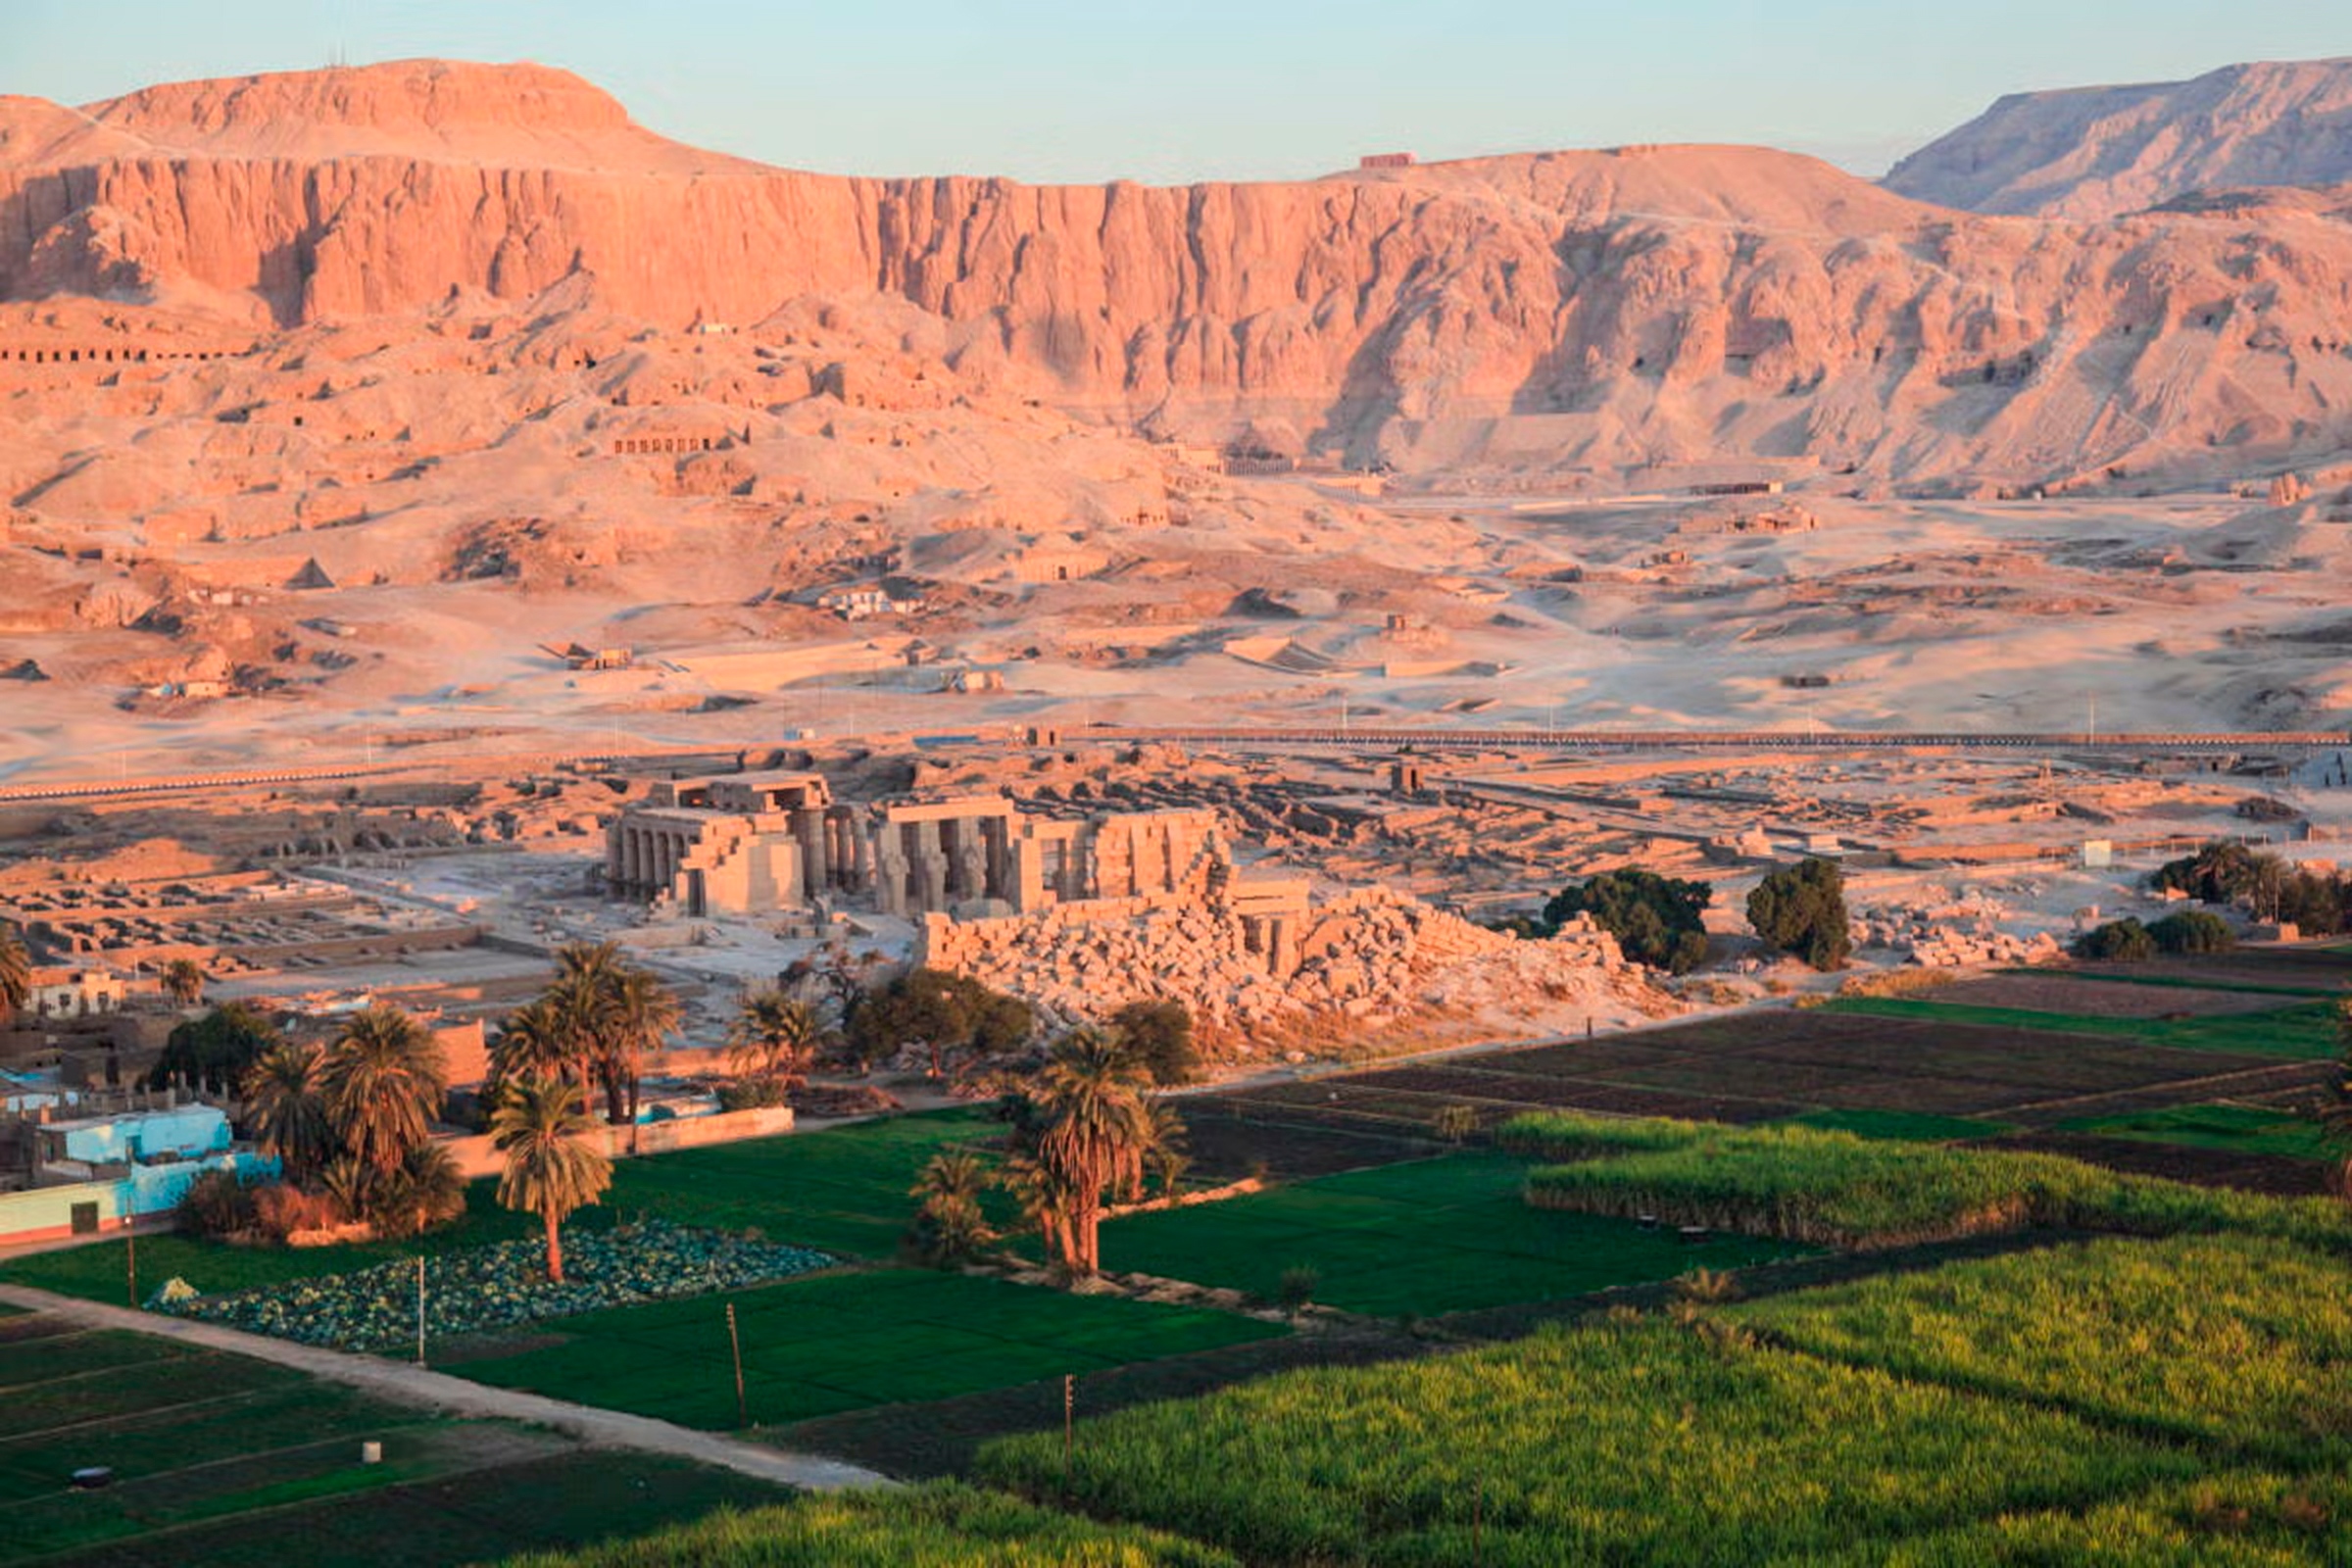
[8,58,2352,485]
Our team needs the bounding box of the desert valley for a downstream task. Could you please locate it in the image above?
[2,39,2352,1568]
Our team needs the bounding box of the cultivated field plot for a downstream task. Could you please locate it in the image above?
[605,1108,1005,1259]
[1,1111,1000,1311]
[1927,971,2306,1017]
[1093,1152,1802,1317]
[1974,1132,2332,1197]
[2079,944,2352,994]
[0,1314,780,1568]
[1176,1102,1434,1182]
[449,1267,1285,1432]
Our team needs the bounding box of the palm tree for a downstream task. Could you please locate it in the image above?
[243,1041,332,1183]
[905,1147,997,1266]
[319,1004,447,1180]
[490,998,577,1097]
[492,1077,612,1283]
[1018,1027,1159,1275]
[602,966,678,1128]
[161,957,205,1008]
[727,988,821,1088]
[0,923,29,1024]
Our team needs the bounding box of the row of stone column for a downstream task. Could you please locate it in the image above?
[612,823,692,893]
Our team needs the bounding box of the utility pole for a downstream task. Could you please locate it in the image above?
[1062,1373,1076,1496]
[415,1257,426,1367]
[726,1302,748,1428]
[125,1222,137,1308]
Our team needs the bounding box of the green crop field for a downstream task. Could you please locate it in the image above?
[1731,1232,2352,1462]
[1775,1108,2017,1143]
[1825,995,2341,1059]
[448,1266,1285,1431]
[1512,1111,2352,1250]
[502,1481,1239,1568]
[976,1313,2211,1565]
[603,1108,1005,1259]
[1087,1152,1801,1316]
[0,1313,781,1567]
[0,1109,1002,1310]
[2058,1102,2339,1164]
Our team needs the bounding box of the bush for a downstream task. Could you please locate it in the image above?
[1107,1000,1201,1086]
[844,968,1035,1076]
[177,1168,258,1238]
[2150,842,2269,905]
[1545,869,1713,973]
[1746,858,1850,971]
[1276,1265,1321,1312]
[2074,917,2157,961]
[717,1077,791,1112]
[2148,909,2235,955]
[252,1181,347,1241]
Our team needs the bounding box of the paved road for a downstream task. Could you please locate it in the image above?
[0,1283,889,1494]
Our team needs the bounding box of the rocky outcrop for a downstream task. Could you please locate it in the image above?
[9,59,2352,485]
[1885,58,2352,219]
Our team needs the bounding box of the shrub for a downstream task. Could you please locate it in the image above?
[1276,1265,1321,1312]
[147,1003,284,1095]
[251,1181,347,1241]
[1544,869,1713,974]
[177,1168,258,1238]
[2075,917,2157,960]
[1747,858,1851,970]
[717,1077,791,1112]
[2150,841,2269,904]
[2149,909,2235,955]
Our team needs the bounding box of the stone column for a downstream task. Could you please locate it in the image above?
[916,820,949,912]
[795,808,828,904]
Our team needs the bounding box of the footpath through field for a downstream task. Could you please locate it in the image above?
[0,1283,889,1494]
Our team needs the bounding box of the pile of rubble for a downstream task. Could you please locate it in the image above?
[923,888,1664,1049]
[1852,896,2065,968]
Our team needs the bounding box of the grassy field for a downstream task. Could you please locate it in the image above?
[1731,1232,2352,1463]
[1512,1111,2352,1250]
[501,1481,1239,1567]
[976,1313,2208,1566]
[602,1108,1004,1258]
[2057,1102,2340,1164]
[447,1266,1286,1431]
[0,1109,1001,1309]
[1088,1152,1803,1317]
[1775,1108,2017,1143]
[1826,995,2341,1060]
[0,1312,783,1567]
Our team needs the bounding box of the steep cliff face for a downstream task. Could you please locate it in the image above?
[1885,58,2352,219]
[7,59,2352,485]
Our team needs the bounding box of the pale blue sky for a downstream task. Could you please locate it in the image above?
[3,1,2344,182]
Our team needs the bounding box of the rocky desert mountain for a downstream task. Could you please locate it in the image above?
[1885,57,2352,220]
[5,56,2352,777]
[6,59,2352,487]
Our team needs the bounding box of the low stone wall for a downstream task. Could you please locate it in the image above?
[440,1103,794,1178]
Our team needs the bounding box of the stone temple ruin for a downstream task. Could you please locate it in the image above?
[604,772,1309,951]
[606,768,1652,1045]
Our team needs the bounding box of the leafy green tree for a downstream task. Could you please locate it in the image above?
[492,1077,612,1283]
[845,968,1034,1077]
[2074,917,2157,961]
[2150,842,2271,905]
[903,1148,998,1267]
[149,1003,284,1094]
[2275,869,2347,936]
[0,922,27,1024]
[1745,858,1851,971]
[161,957,205,1007]
[242,1041,332,1183]
[727,988,823,1088]
[1106,1000,1200,1086]
[319,1004,447,1179]
[541,942,679,1125]
[1544,869,1713,974]
[2148,909,2236,955]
